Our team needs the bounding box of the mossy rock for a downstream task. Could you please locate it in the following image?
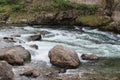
[78,15,112,27]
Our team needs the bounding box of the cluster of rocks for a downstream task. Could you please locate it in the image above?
[0,33,42,80]
[0,32,99,80]
[0,46,31,80]
[48,45,99,69]
[3,33,42,43]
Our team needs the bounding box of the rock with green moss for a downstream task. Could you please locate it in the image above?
[77,15,112,27]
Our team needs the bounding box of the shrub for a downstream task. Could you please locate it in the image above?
[12,1,25,12]
[0,5,12,12]
[76,4,87,10]
[52,0,73,9]
[76,4,98,12]
[0,0,18,5]
[0,0,9,4]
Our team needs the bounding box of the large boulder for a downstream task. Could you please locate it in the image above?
[3,52,24,65]
[0,46,31,65]
[8,46,31,62]
[48,45,80,68]
[0,61,14,80]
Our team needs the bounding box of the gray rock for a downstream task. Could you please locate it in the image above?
[3,52,24,65]
[30,44,38,49]
[20,67,40,78]
[48,45,80,69]
[7,46,31,62]
[3,37,15,42]
[28,33,42,41]
[0,46,31,65]
[81,54,99,60]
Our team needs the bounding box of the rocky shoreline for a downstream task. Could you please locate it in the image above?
[0,0,120,33]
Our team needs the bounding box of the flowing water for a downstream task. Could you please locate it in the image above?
[0,25,120,79]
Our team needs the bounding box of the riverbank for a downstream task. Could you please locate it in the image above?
[0,0,120,33]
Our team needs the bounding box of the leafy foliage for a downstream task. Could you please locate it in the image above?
[0,0,25,12]
[0,0,9,5]
[12,1,25,11]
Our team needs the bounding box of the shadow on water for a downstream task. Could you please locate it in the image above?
[78,57,120,73]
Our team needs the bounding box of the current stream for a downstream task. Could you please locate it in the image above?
[0,25,120,79]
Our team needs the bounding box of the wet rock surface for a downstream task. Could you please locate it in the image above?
[3,37,15,42]
[49,45,80,68]
[28,33,42,41]
[30,44,38,49]
[13,61,61,80]
[81,54,99,60]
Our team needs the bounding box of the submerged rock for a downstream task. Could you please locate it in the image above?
[28,33,42,41]
[48,45,80,69]
[11,35,21,37]
[0,61,14,80]
[3,37,15,42]
[81,54,99,60]
[30,44,38,49]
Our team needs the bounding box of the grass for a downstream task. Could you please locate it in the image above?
[51,0,98,13]
[0,0,98,13]
[76,4,98,12]
[78,15,112,26]
[0,0,105,27]
[51,0,73,10]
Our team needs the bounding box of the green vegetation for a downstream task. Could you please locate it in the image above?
[76,4,98,12]
[51,0,73,9]
[12,1,25,11]
[0,0,110,27]
[0,0,9,5]
[78,15,112,26]
[0,0,25,12]
[0,0,98,12]
[51,0,98,12]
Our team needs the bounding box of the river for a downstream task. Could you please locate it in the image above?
[0,25,120,80]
